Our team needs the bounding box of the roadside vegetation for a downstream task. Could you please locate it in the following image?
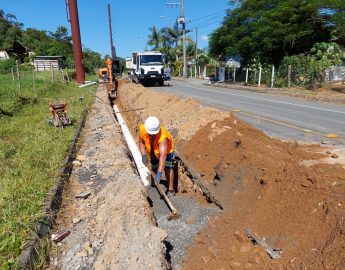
[0,71,95,269]
[146,0,345,87]
[0,9,105,73]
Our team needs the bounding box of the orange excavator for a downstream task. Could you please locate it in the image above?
[98,57,120,99]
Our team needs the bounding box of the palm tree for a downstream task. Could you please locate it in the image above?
[147,25,161,50]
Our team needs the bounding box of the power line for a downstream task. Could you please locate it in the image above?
[189,13,225,26]
[194,19,224,29]
[189,8,227,22]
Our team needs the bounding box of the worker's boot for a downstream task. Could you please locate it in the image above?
[167,190,175,198]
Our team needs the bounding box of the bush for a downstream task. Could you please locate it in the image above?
[0,59,16,73]
[278,54,314,86]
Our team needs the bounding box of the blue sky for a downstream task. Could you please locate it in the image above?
[1,0,229,58]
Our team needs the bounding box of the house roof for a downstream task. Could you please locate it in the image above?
[2,41,32,54]
[33,56,63,60]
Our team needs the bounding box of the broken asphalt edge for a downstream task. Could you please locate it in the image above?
[17,108,89,269]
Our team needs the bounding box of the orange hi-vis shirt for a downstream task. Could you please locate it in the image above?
[139,124,174,158]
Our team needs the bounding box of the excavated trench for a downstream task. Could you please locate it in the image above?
[115,80,345,270]
[113,85,222,269]
[49,81,345,269]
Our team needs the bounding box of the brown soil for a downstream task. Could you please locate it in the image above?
[118,81,345,270]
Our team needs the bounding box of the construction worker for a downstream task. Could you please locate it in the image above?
[139,116,175,197]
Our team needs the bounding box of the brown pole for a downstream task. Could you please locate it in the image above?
[108,3,116,59]
[68,0,85,83]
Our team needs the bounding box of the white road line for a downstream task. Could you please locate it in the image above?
[199,100,337,137]
[176,83,345,115]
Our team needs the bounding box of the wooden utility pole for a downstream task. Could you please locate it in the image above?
[67,0,85,83]
[108,3,116,59]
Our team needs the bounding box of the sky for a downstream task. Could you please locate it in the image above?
[1,0,229,58]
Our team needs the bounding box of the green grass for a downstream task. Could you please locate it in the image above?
[0,71,96,269]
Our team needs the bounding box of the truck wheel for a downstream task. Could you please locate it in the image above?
[159,80,164,86]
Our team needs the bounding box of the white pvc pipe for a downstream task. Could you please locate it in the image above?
[113,105,151,186]
[78,81,97,88]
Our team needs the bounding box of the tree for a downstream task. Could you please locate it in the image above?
[309,42,344,84]
[83,48,102,73]
[147,26,161,50]
[209,0,345,66]
[196,53,210,67]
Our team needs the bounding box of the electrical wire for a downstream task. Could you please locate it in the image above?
[196,19,224,29]
[189,8,227,23]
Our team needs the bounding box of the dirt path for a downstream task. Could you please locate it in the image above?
[48,85,167,269]
[117,81,345,270]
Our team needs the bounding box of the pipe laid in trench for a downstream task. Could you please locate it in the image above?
[116,92,224,209]
[78,81,97,88]
[113,104,151,187]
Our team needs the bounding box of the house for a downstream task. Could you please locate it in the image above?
[32,56,63,71]
[225,55,241,68]
[0,41,33,62]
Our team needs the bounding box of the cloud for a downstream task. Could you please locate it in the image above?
[201,35,209,41]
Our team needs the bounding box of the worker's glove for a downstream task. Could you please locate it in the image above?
[155,171,163,185]
[142,154,148,166]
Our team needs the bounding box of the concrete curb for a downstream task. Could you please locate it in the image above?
[18,109,89,269]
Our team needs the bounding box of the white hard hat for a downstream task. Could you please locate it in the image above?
[144,116,160,135]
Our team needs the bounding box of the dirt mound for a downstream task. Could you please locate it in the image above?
[118,82,230,141]
[118,81,345,270]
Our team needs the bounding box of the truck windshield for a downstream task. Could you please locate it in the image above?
[140,55,163,65]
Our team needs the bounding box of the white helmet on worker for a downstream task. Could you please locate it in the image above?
[144,116,160,135]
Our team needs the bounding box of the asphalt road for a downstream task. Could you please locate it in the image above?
[153,79,345,145]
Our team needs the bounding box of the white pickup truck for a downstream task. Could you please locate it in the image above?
[126,51,164,86]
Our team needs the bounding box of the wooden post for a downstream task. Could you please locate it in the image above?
[245,68,249,84]
[16,60,22,96]
[65,68,70,82]
[32,66,36,92]
[51,63,54,82]
[233,65,236,83]
[287,64,291,87]
[271,65,275,88]
[11,68,15,81]
[199,66,201,78]
[61,69,65,83]
[258,67,262,87]
[254,69,257,85]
